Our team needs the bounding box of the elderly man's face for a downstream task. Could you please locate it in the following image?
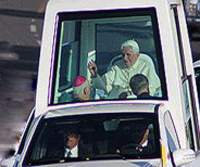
[122,46,139,68]
[65,133,80,150]
[84,83,91,100]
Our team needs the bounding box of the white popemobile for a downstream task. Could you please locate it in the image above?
[1,0,200,166]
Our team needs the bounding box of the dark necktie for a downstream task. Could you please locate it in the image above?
[67,150,72,157]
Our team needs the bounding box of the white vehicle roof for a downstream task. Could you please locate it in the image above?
[45,102,157,118]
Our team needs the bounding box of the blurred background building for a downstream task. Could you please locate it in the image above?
[0,0,47,158]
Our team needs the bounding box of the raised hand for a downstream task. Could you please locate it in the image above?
[88,60,98,78]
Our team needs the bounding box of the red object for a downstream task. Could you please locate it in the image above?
[72,76,86,87]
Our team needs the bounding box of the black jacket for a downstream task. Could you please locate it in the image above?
[47,141,91,159]
[137,92,152,99]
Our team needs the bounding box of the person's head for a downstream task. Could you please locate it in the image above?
[130,74,149,96]
[64,128,81,150]
[72,76,91,100]
[121,39,140,68]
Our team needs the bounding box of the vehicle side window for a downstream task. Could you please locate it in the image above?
[164,111,180,154]
[182,81,195,149]
[17,109,35,154]
[195,67,200,105]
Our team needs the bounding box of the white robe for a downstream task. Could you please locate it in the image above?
[92,53,161,98]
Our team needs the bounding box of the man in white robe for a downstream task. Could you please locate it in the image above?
[88,39,161,98]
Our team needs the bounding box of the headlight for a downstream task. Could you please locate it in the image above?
[188,3,197,16]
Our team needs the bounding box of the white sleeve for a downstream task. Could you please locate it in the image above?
[92,67,116,94]
[91,74,107,92]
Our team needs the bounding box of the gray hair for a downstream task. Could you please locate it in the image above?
[73,80,89,96]
[121,39,140,53]
[130,74,148,95]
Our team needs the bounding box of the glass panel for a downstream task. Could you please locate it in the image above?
[164,111,180,155]
[23,113,160,165]
[52,8,167,104]
[17,110,35,154]
[53,21,80,103]
[195,67,200,105]
[182,80,195,149]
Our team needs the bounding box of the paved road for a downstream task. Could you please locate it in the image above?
[0,0,47,158]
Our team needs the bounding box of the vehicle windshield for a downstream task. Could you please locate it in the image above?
[23,113,160,165]
[51,8,167,105]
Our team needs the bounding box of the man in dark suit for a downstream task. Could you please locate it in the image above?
[119,123,154,155]
[63,128,82,158]
[130,74,152,99]
[48,127,90,158]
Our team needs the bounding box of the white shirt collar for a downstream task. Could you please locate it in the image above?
[142,140,148,147]
[65,145,78,157]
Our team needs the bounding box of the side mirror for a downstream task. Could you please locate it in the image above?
[173,149,196,166]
